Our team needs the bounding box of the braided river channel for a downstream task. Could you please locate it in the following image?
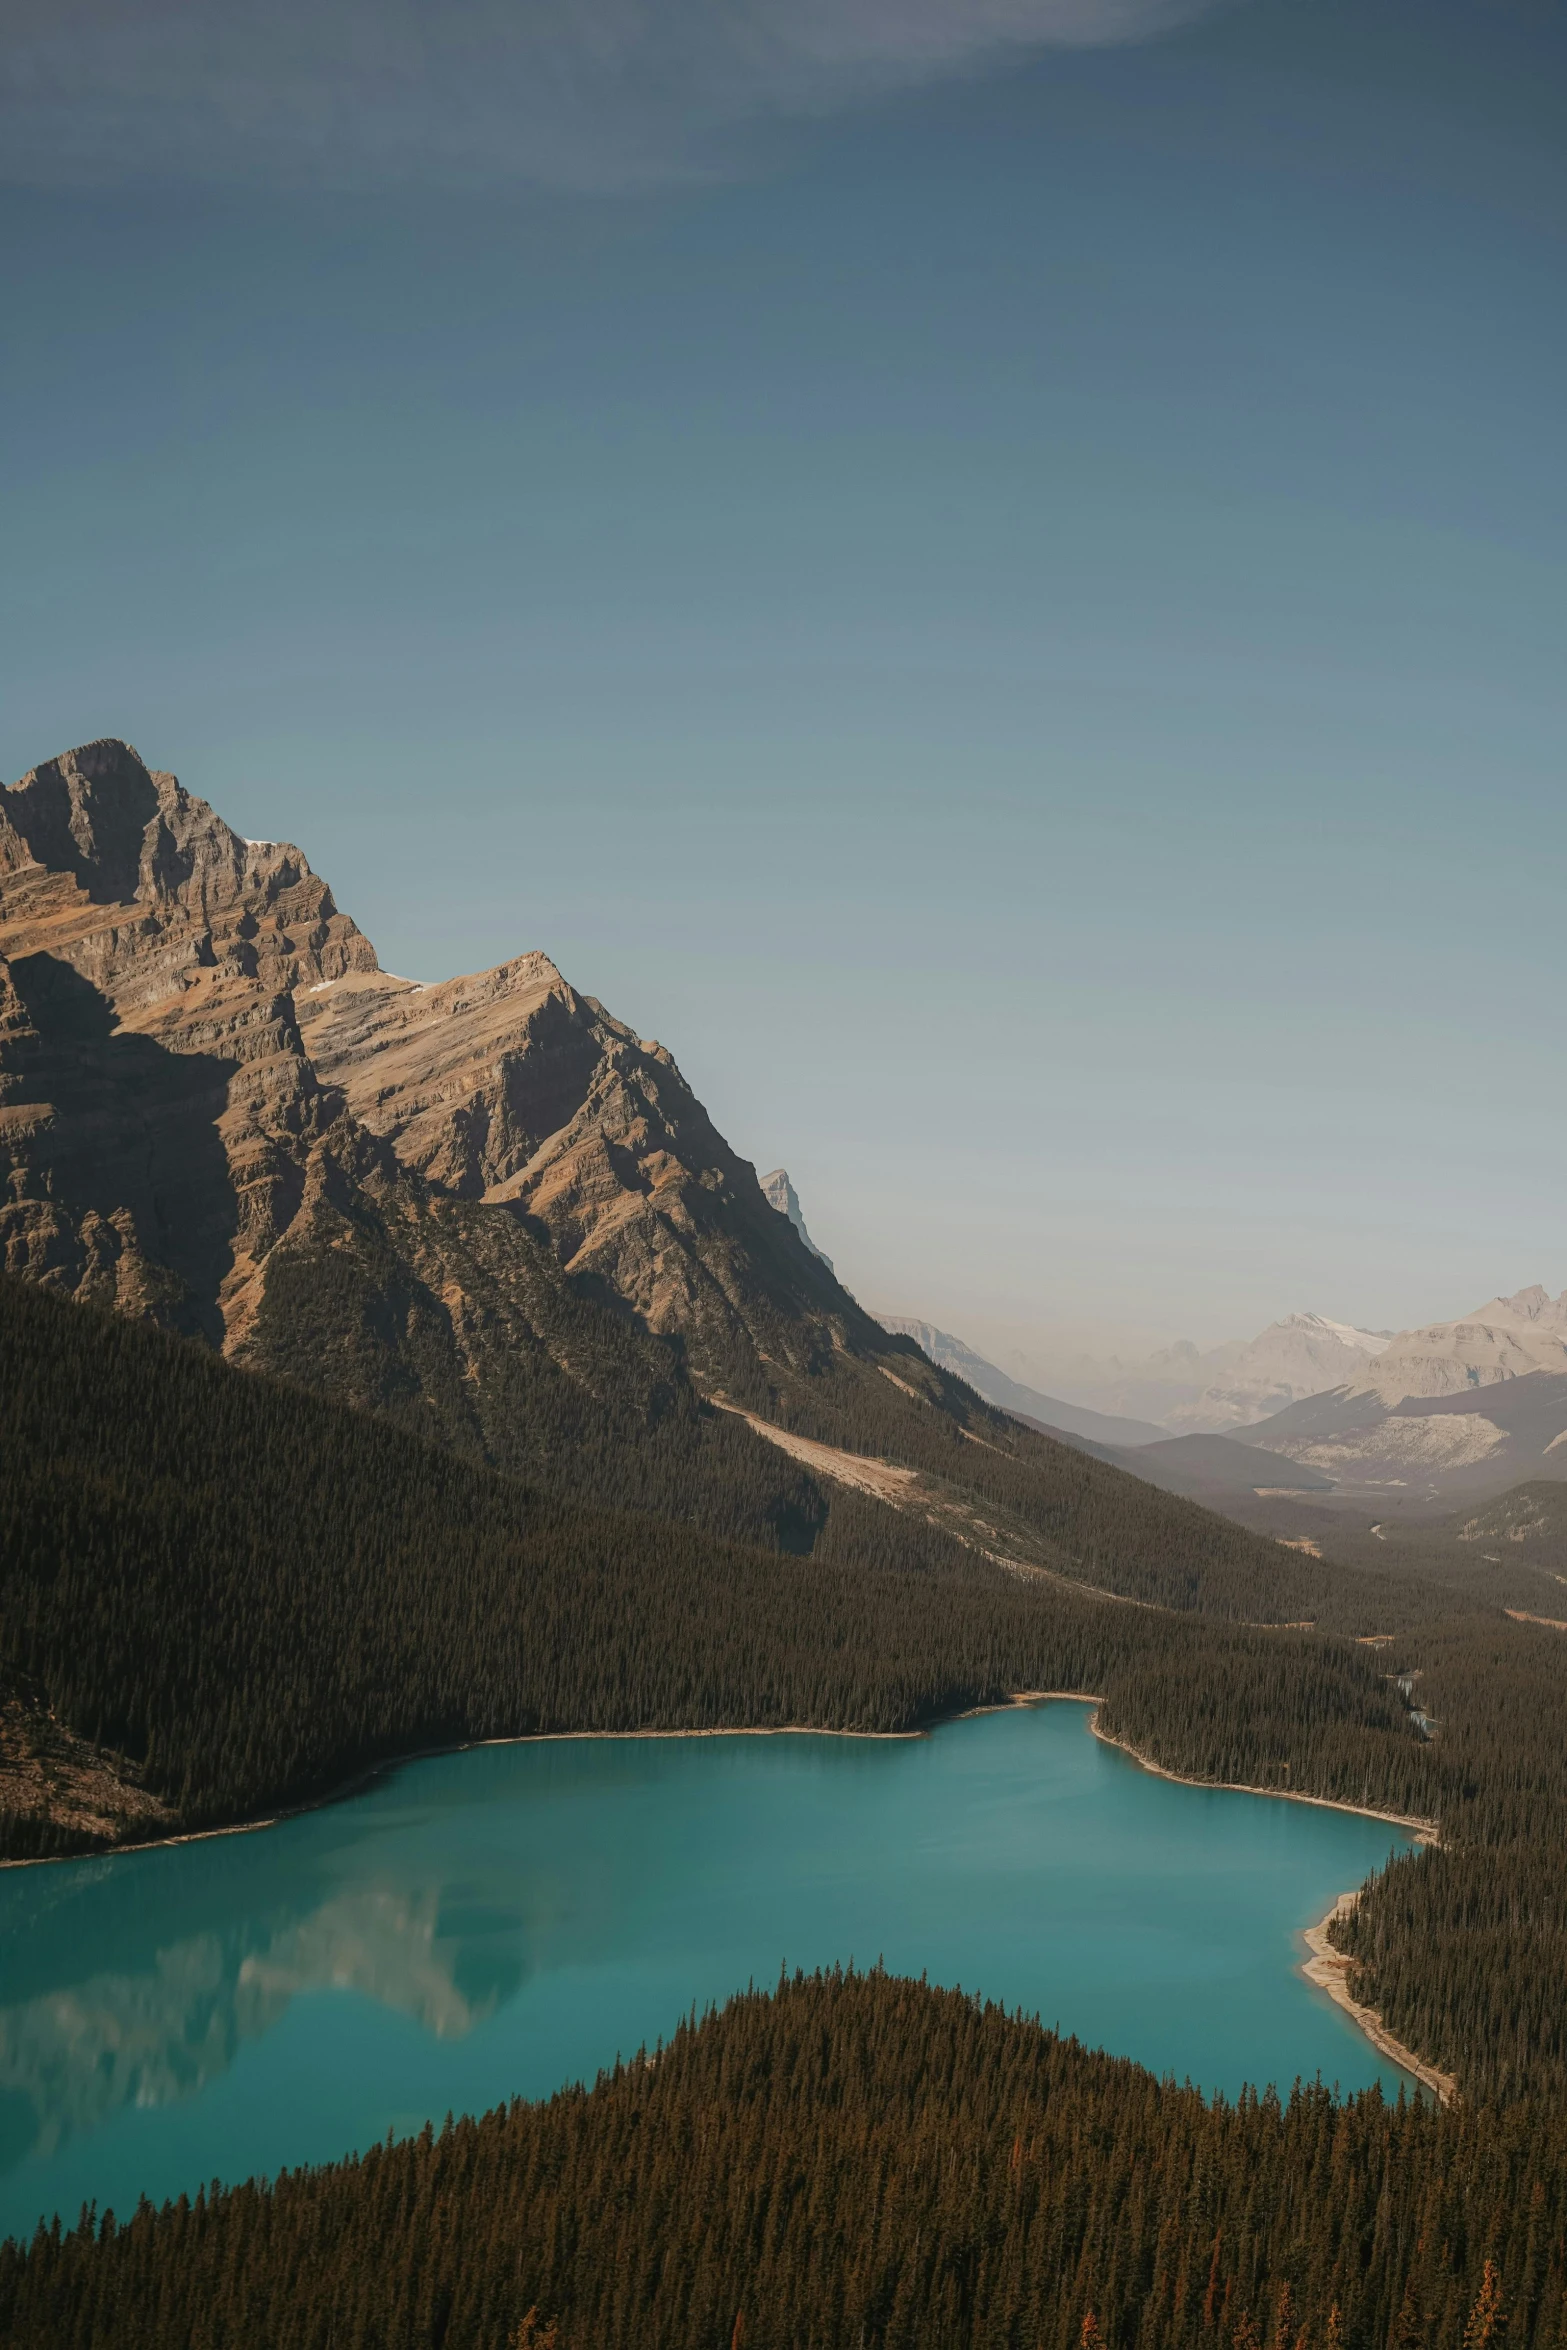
[0,1699,1417,2242]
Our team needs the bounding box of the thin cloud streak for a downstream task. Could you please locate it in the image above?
[0,0,1231,191]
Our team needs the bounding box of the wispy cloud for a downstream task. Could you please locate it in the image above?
[0,0,1228,192]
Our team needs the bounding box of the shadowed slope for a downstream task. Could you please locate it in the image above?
[0,737,1433,1625]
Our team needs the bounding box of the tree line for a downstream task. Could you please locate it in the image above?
[1,1270,1563,2102]
[1,1966,1558,2350]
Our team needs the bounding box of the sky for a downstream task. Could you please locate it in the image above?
[3,0,1564,1376]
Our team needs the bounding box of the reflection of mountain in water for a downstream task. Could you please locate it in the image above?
[0,1879,527,2167]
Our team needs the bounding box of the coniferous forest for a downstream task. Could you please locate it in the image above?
[3,1273,1567,2343]
[2,1968,1560,2350]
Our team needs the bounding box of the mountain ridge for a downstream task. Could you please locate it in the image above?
[0,740,887,1412]
[0,737,1346,1624]
[875,1315,1167,1446]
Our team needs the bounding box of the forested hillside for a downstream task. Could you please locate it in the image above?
[4,1967,1562,2350]
[0,1275,1426,1856]
[0,742,1432,1634]
[4,1274,1567,2105]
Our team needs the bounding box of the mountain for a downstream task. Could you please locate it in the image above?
[1223,1288,1567,1511]
[760,1167,833,1271]
[0,740,898,1473]
[0,738,1348,1629]
[1237,1368,1567,1508]
[875,1316,1167,1446]
[1161,1313,1391,1433]
[1025,1313,1391,1433]
[1330,1285,1567,1408]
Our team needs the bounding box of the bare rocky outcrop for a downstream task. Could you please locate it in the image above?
[0,1681,175,1848]
[0,738,886,1416]
[296,956,858,1388]
[0,741,375,1342]
[1344,1288,1567,1407]
[760,1169,834,1272]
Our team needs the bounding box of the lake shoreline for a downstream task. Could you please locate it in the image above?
[1,1692,1454,2102]
[0,1718,928,1872]
[4,1696,1094,1870]
[1087,1714,1441,1841]
[1300,1892,1458,2104]
[1086,1712,1451,2102]
[1,1689,1440,1872]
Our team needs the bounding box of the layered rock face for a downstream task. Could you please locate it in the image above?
[0,739,874,1412]
[296,960,851,1386]
[1343,1286,1567,1408]
[0,741,374,1342]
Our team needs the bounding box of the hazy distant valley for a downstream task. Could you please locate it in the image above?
[876,1290,1567,1527]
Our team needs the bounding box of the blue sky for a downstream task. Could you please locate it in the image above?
[3,0,1563,1366]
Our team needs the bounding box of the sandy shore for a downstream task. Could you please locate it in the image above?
[1088,1714,1440,1839]
[1301,1893,1457,2104]
[1086,1711,1452,2101]
[0,1690,1459,2099]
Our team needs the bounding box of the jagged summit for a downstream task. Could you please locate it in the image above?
[0,740,878,1398]
[1341,1285,1567,1407]
[760,1169,833,1272]
[0,740,376,1007]
[1471,1284,1567,1332]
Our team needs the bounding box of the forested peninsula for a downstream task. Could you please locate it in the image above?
[3,1968,1559,2350]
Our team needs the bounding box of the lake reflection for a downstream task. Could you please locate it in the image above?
[0,1704,1415,2241]
[0,1879,519,2165]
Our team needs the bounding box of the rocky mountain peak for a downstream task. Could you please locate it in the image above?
[1158,1311,1390,1434]
[0,738,165,902]
[0,739,377,1016]
[760,1169,834,1272]
[1477,1284,1567,1331]
[1342,1285,1567,1407]
[0,739,872,1397]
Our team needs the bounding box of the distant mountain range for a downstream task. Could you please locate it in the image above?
[882,1288,1567,1519]
[1231,1288,1567,1506]
[1003,1314,1393,1435]
[1327,1285,1567,1407]
[873,1319,1166,1447]
[1160,1314,1393,1433]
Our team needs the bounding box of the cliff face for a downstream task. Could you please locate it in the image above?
[1343,1288,1567,1406]
[0,742,373,1343]
[296,957,855,1390]
[0,739,879,1418]
[759,1168,834,1272]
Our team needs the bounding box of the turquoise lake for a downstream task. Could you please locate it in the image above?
[0,1700,1416,2244]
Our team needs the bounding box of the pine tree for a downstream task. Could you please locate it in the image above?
[1464,2262,1507,2350]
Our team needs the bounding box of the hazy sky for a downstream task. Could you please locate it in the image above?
[3,0,1563,1366]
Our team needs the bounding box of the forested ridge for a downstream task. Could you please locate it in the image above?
[0,1275,1429,1857]
[3,1262,1567,2281]
[242,1177,1382,1631]
[3,1968,1562,2350]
